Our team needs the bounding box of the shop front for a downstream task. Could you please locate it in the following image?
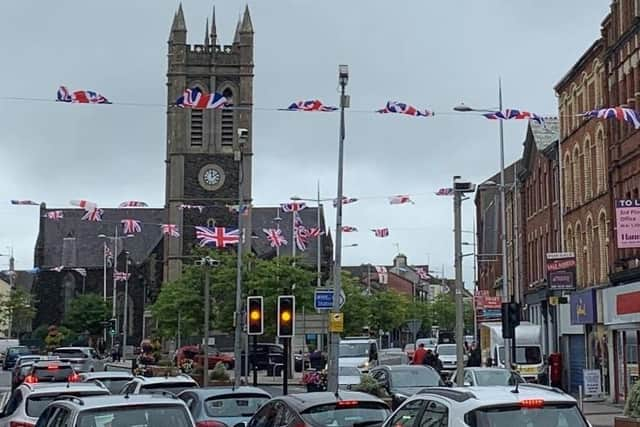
[602,282,640,403]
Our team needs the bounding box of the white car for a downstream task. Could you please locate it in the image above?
[339,366,362,389]
[0,382,110,427]
[436,344,467,373]
[339,338,379,372]
[120,374,198,395]
[383,384,590,427]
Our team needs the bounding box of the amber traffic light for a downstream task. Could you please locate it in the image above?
[247,296,264,335]
[277,295,295,338]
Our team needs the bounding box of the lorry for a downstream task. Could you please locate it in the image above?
[480,322,544,382]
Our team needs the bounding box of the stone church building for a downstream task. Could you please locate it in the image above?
[31,6,332,345]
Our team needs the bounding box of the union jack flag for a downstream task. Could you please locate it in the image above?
[179,204,204,213]
[73,268,87,277]
[483,109,544,124]
[280,202,306,212]
[121,219,142,234]
[375,265,388,284]
[175,87,228,110]
[372,228,389,238]
[263,228,288,248]
[435,188,454,196]
[227,204,250,215]
[11,200,38,205]
[415,267,430,280]
[119,200,148,208]
[81,208,103,222]
[44,211,64,220]
[113,271,130,281]
[161,224,180,237]
[583,107,640,129]
[195,226,240,248]
[389,195,414,205]
[341,226,358,232]
[70,199,98,210]
[57,86,111,104]
[104,244,113,266]
[333,197,358,207]
[377,101,434,117]
[285,100,338,112]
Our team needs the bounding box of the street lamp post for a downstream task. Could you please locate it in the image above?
[328,64,349,393]
[453,79,511,369]
[123,251,130,356]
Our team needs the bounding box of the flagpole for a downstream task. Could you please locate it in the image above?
[275,208,281,258]
[292,210,297,260]
[112,226,118,349]
[103,241,107,345]
[317,182,322,288]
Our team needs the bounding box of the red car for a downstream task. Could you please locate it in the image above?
[174,345,235,370]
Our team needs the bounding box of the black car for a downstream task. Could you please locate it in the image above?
[3,346,31,370]
[369,365,443,409]
[246,391,390,427]
[24,360,80,383]
[243,343,284,371]
[11,355,43,390]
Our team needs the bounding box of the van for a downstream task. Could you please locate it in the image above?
[339,338,378,372]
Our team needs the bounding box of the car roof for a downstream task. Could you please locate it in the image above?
[414,385,576,409]
[54,347,92,351]
[55,394,187,409]
[465,367,516,373]
[180,386,270,399]
[81,371,134,380]
[132,375,197,384]
[31,360,73,368]
[278,391,385,411]
[18,382,109,394]
[376,365,433,372]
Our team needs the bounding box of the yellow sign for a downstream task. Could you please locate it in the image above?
[549,296,558,306]
[329,313,344,333]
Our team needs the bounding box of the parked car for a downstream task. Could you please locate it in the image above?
[23,359,80,384]
[34,393,195,427]
[448,367,526,387]
[370,365,443,409]
[245,391,390,427]
[53,346,105,372]
[338,366,362,389]
[383,384,590,427]
[436,343,467,376]
[241,343,284,371]
[378,348,409,366]
[175,345,235,370]
[179,387,271,427]
[79,370,134,394]
[0,339,19,363]
[0,382,110,427]
[2,346,31,370]
[120,374,199,395]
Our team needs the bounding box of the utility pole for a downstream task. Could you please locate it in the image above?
[317,182,322,288]
[7,249,15,339]
[204,266,210,387]
[112,226,119,349]
[453,177,465,387]
[122,252,129,358]
[103,241,108,345]
[328,65,349,393]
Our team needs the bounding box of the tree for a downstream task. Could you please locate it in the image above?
[63,294,110,341]
[341,273,371,336]
[0,289,36,337]
[407,301,432,337]
[464,300,475,336]
[152,249,316,339]
[431,293,456,331]
[368,290,410,334]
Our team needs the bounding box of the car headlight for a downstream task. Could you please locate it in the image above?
[358,361,370,369]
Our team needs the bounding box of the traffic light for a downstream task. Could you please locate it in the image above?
[109,318,117,336]
[277,295,295,338]
[501,302,521,339]
[247,296,264,335]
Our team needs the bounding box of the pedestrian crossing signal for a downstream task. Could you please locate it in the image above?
[277,295,295,338]
[247,296,264,335]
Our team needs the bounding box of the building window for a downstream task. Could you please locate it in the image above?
[599,213,608,282]
[190,109,203,146]
[586,216,594,286]
[573,146,582,207]
[206,218,215,228]
[596,128,606,193]
[564,153,573,210]
[221,87,235,145]
[584,136,592,201]
[575,222,583,287]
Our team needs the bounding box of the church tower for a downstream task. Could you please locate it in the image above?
[164,5,254,282]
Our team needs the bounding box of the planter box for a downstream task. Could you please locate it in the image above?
[615,417,640,427]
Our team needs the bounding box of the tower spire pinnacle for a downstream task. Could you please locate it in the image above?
[169,3,187,43]
[240,4,253,33]
[233,15,241,44]
[204,17,210,46]
[211,4,217,40]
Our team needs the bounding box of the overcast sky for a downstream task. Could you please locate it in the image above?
[0,1,610,286]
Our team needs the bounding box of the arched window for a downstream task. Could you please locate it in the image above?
[598,210,609,282]
[585,215,594,285]
[220,87,235,146]
[574,221,584,287]
[584,136,592,201]
[573,145,582,206]
[566,226,574,254]
[564,153,573,210]
[593,214,602,283]
[189,82,207,147]
[207,218,215,228]
[596,127,606,193]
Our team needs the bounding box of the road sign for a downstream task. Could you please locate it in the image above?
[329,313,344,333]
[406,319,421,337]
[314,289,346,310]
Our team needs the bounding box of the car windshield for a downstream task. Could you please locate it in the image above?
[8,347,29,356]
[437,345,456,356]
[140,382,197,394]
[204,393,269,418]
[466,403,588,427]
[32,365,74,382]
[77,405,193,427]
[26,391,108,418]
[339,343,369,358]
[473,370,524,386]
[497,346,542,365]
[391,368,441,387]
[53,349,87,358]
[302,402,390,427]
[94,378,132,394]
[339,366,361,376]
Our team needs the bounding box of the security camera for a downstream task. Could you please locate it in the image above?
[237,128,249,138]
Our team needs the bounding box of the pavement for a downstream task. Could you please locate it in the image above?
[583,400,624,427]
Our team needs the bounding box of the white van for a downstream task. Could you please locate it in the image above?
[339,337,379,372]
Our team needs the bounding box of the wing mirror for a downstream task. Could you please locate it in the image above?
[233,423,247,427]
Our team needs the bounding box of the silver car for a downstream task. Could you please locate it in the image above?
[53,347,105,373]
[79,371,134,394]
[0,382,110,427]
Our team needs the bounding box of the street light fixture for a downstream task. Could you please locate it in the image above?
[343,243,358,248]
[453,80,511,369]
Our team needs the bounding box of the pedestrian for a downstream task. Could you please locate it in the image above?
[309,346,323,370]
[424,349,436,369]
[412,343,427,365]
[111,344,119,362]
[467,342,482,367]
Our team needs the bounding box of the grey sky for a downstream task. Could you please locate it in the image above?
[0,1,609,286]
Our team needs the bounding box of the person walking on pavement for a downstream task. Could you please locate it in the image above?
[412,343,427,365]
[467,342,482,367]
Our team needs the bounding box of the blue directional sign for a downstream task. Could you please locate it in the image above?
[314,289,345,310]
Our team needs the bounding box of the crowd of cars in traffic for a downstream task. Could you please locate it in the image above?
[0,342,591,427]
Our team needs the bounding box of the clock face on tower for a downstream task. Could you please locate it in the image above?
[198,164,225,191]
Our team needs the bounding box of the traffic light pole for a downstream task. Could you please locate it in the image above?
[252,335,258,387]
[203,267,210,387]
[283,338,289,395]
[453,180,465,387]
